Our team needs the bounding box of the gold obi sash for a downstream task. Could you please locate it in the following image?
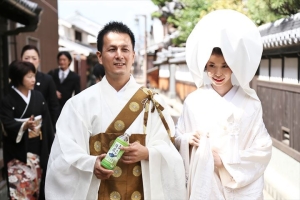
[89,87,172,200]
[91,133,145,200]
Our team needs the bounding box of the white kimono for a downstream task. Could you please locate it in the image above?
[45,76,186,200]
[175,85,272,200]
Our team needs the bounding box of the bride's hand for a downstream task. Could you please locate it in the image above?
[189,131,201,146]
[212,149,223,168]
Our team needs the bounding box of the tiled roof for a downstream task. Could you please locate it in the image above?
[259,13,300,49]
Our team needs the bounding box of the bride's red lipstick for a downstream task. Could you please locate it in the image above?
[213,78,224,82]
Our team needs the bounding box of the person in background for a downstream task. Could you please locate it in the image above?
[0,61,54,200]
[21,45,60,131]
[175,10,272,200]
[48,51,80,113]
[45,21,186,200]
[93,63,105,83]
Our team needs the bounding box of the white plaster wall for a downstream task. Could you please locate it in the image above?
[152,18,164,44]
[283,57,298,84]
[270,58,282,82]
[58,25,64,37]
[159,64,170,78]
[81,32,88,44]
[175,64,193,83]
[259,59,269,81]
[67,28,74,41]
[264,147,300,200]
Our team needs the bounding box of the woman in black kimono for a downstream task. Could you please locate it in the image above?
[21,45,60,132]
[0,61,54,200]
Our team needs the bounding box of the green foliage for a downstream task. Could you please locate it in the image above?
[168,0,206,45]
[267,0,300,15]
[170,0,246,45]
[247,0,282,25]
[151,11,162,19]
[152,0,300,46]
[151,0,172,7]
[247,0,300,25]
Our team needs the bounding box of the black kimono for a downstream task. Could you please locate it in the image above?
[0,88,54,200]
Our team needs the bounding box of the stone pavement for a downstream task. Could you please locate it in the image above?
[159,92,183,124]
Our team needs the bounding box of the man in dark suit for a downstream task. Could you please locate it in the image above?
[35,71,60,128]
[48,51,80,113]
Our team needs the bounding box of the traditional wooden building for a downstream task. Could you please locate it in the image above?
[255,13,300,157]
[254,13,300,200]
[152,46,196,101]
[0,0,58,197]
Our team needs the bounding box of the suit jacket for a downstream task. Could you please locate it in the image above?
[35,71,60,129]
[48,68,80,112]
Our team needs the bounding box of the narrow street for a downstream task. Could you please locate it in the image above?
[1,0,300,199]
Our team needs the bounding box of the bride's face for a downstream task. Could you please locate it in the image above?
[206,54,233,92]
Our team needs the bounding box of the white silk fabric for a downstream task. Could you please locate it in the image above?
[45,76,186,200]
[175,86,272,199]
[185,9,263,100]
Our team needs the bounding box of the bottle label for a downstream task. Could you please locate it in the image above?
[101,137,129,169]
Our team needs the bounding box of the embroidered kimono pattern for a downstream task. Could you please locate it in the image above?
[7,153,41,200]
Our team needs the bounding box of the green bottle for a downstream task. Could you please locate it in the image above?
[101,133,130,170]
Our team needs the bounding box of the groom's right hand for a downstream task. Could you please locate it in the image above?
[93,154,114,180]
